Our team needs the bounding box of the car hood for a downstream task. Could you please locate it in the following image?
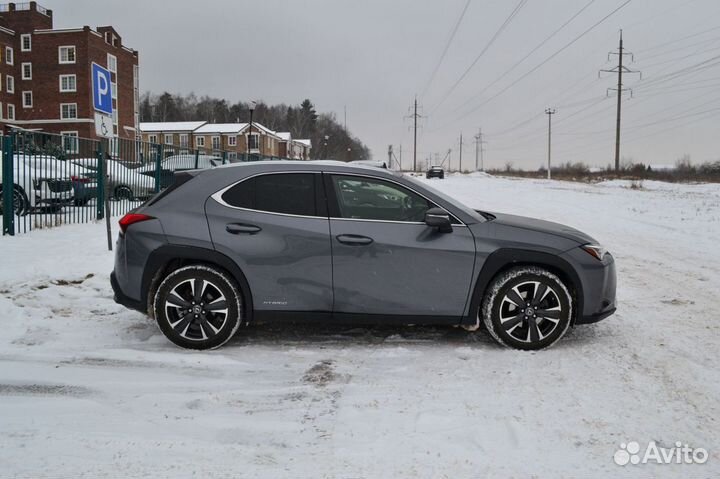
[483,211,596,245]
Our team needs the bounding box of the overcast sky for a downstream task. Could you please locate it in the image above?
[45,0,720,170]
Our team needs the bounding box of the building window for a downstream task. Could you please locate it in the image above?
[107,53,117,73]
[179,134,188,147]
[21,34,32,52]
[212,136,220,150]
[248,133,259,150]
[6,75,13,93]
[148,134,158,144]
[5,46,13,65]
[59,46,76,64]
[228,152,237,161]
[59,74,76,92]
[60,103,78,120]
[196,136,205,148]
[21,62,32,80]
[22,91,32,108]
[228,135,237,146]
[112,109,118,125]
[7,104,15,120]
[110,81,117,100]
[164,134,173,145]
[61,131,79,153]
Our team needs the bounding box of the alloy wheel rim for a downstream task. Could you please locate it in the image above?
[164,278,229,341]
[498,280,563,343]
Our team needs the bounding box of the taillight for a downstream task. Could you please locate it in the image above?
[118,213,154,233]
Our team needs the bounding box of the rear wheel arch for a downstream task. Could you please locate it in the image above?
[468,248,584,325]
[142,245,254,324]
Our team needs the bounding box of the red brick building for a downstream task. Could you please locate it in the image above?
[0,2,139,152]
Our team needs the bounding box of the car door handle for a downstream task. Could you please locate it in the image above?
[336,234,373,246]
[226,223,261,235]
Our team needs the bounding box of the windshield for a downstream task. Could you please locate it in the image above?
[402,173,485,222]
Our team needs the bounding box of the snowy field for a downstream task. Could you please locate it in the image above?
[1,174,719,478]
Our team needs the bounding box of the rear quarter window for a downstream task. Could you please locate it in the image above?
[221,173,317,216]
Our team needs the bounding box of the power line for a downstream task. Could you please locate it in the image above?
[446,0,634,128]
[420,0,472,99]
[429,0,528,115]
[457,0,596,114]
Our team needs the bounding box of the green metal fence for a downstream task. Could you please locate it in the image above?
[1,130,300,236]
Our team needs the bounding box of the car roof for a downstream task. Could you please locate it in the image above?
[211,160,401,177]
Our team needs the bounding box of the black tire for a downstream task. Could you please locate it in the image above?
[482,266,572,350]
[0,184,29,216]
[153,265,243,350]
[114,185,134,200]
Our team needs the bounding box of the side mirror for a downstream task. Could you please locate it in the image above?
[425,207,453,233]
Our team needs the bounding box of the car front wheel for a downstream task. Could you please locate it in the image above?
[153,265,243,350]
[0,185,29,216]
[482,266,572,350]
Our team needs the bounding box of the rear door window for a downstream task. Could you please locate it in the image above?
[221,173,318,216]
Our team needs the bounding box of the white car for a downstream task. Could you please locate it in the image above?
[136,154,223,175]
[71,158,155,200]
[1,154,76,215]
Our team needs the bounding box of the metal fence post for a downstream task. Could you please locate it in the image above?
[194,149,200,169]
[2,133,15,236]
[96,142,105,220]
[154,144,163,193]
[222,151,227,165]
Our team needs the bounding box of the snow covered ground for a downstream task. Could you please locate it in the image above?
[1,174,719,478]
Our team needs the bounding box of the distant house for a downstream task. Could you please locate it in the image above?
[139,121,312,160]
[140,121,207,154]
[292,139,312,160]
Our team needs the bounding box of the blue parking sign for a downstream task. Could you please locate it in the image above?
[92,63,113,115]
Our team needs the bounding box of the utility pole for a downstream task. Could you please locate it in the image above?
[600,30,641,172]
[474,128,487,171]
[459,132,463,173]
[545,108,556,180]
[405,96,424,172]
[388,145,393,170]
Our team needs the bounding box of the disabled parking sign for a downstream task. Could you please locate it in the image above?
[92,63,113,115]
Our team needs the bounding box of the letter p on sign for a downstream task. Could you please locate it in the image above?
[92,63,113,115]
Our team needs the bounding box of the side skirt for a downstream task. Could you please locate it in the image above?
[253,311,461,326]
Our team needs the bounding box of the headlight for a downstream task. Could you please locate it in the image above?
[581,244,608,261]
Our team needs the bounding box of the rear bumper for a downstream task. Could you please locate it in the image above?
[110,271,145,313]
[578,306,616,324]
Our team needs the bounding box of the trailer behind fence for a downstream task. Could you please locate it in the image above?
[1,130,297,236]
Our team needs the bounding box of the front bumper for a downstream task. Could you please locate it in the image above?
[574,252,617,325]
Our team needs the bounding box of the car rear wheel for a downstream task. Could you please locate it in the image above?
[0,185,29,216]
[153,265,243,350]
[114,185,134,200]
[482,266,572,350]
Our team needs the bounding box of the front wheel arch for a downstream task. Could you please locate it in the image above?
[466,249,583,327]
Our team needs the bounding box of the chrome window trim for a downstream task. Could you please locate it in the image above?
[210,169,467,227]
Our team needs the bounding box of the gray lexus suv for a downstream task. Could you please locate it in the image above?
[111,161,616,350]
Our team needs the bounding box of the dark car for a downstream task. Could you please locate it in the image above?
[111,161,616,351]
[426,166,445,179]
